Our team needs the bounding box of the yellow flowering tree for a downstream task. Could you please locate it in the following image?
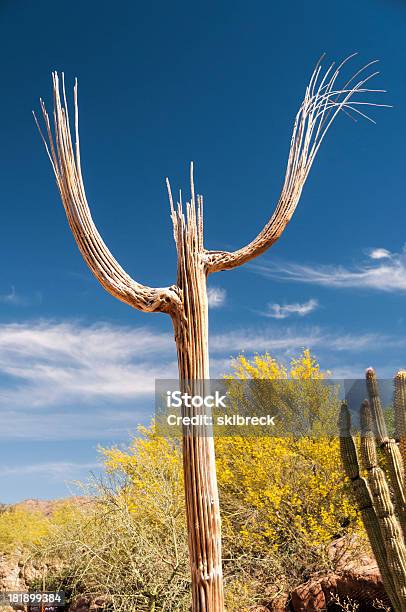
[0,501,82,555]
[216,350,357,554]
[101,350,360,602]
[0,508,50,553]
[19,350,362,610]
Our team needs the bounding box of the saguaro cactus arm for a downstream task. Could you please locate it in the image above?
[395,370,406,473]
[34,73,181,315]
[360,400,406,609]
[366,368,406,535]
[339,402,402,611]
[205,56,388,274]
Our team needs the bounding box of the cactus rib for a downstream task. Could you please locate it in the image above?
[339,402,401,611]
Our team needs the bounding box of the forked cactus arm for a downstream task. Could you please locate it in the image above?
[205,56,388,274]
[339,402,402,611]
[34,73,181,315]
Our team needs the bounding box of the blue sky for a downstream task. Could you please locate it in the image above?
[0,0,405,502]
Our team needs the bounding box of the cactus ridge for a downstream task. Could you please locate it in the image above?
[339,366,406,612]
[367,369,406,536]
[339,402,401,610]
[395,370,406,482]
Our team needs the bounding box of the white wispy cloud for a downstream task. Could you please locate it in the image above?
[0,406,155,441]
[369,248,392,260]
[0,320,404,440]
[251,246,406,292]
[0,461,100,478]
[207,287,226,308]
[209,327,398,354]
[263,298,318,319]
[0,321,401,405]
[0,322,177,408]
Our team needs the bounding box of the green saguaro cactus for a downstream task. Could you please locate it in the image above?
[366,369,406,535]
[395,371,406,475]
[339,369,406,612]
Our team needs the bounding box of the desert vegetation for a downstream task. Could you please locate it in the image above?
[0,350,372,610]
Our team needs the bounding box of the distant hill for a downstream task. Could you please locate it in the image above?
[1,496,92,516]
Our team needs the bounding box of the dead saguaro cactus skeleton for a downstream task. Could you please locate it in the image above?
[36,56,384,611]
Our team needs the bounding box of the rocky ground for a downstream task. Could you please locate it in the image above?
[0,548,389,611]
[0,499,391,611]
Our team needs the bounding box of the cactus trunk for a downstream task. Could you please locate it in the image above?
[170,193,224,612]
